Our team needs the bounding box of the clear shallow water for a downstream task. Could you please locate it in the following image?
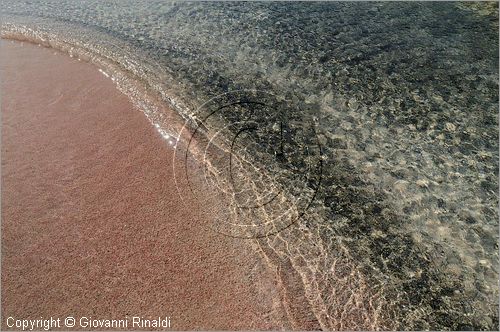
[1,1,498,330]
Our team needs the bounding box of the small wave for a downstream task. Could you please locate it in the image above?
[2,4,498,329]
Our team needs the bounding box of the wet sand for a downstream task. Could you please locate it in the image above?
[1,40,285,330]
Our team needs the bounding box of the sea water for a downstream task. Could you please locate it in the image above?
[1,1,498,330]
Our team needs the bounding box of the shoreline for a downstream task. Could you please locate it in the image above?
[1,3,498,327]
[1,40,289,330]
[0,28,388,331]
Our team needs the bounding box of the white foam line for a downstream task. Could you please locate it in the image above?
[98,68,110,78]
